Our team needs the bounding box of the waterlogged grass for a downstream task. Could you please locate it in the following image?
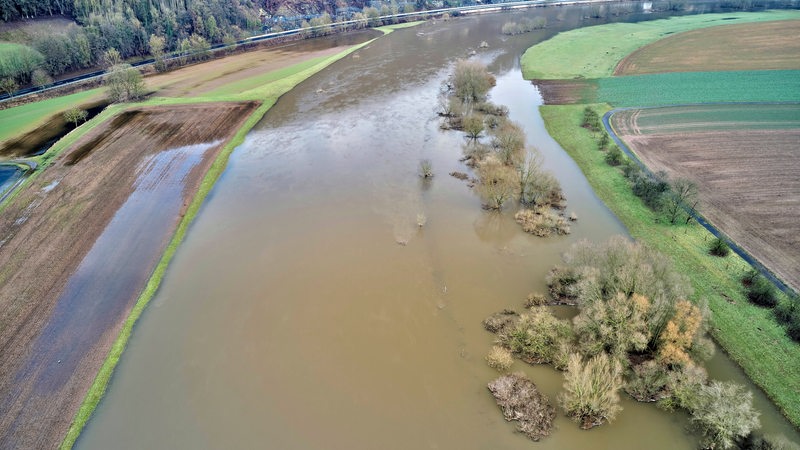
[596,70,800,106]
[59,37,376,450]
[521,10,800,80]
[376,20,424,33]
[0,89,103,143]
[540,104,800,428]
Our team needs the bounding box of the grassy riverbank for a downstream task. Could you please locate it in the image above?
[520,10,800,80]
[540,104,800,428]
[60,37,374,450]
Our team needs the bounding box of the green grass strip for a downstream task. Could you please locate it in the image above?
[0,88,104,143]
[596,70,800,106]
[59,37,375,450]
[540,103,800,428]
[521,10,800,80]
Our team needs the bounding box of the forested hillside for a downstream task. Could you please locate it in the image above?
[0,0,434,89]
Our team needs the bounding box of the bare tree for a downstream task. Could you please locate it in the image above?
[663,178,699,224]
[476,157,519,209]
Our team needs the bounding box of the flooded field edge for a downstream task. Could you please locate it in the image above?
[0,102,259,449]
[63,38,383,446]
[59,102,267,448]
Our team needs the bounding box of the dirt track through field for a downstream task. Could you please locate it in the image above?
[0,101,258,449]
[614,115,800,291]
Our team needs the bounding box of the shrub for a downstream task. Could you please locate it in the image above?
[630,170,671,210]
[483,309,518,333]
[741,269,759,287]
[452,59,495,104]
[419,159,433,178]
[709,237,730,257]
[499,308,573,365]
[573,292,650,361]
[555,237,694,344]
[488,373,556,441]
[514,207,570,237]
[559,352,624,429]
[546,265,581,304]
[622,159,640,179]
[582,106,601,132]
[746,275,778,308]
[605,146,623,166]
[657,300,704,367]
[462,142,491,165]
[690,381,761,450]
[626,360,670,402]
[519,157,564,208]
[486,346,514,371]
[524,293,547,308]
[463,114,484,140]
[490,121,526,166]
[598,132,610,150]
[659,363,708,411]
[475,157,519,209]
[774,297,800,342]
[475,101,508,117]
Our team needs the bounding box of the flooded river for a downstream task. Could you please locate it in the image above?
[79,4,799,449]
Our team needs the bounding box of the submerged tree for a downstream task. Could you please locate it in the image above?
[475,157,519,210]
[559,352,624,429]
[451,59,496,105]
[689,381,761,450]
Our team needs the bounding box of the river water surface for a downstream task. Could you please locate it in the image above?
[79,4,799,449]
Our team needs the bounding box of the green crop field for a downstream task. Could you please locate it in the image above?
[595,70,800,106]
[520,10,800,80]
[616,104,800,133]
[0,89,104,143]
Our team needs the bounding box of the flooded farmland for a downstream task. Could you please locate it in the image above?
[78,4,800,449]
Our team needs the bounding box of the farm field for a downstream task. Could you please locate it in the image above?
[0,30,379,150]
[611,104,800,292]
[520,10,800,80]
[595,69,800,106]
[614,20,800,75]
[0,102,259,449]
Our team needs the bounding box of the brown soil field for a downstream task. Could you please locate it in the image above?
[535,79,596,105]
[0,101,258,449]
[615,20,800,75]
[614,114,800,291]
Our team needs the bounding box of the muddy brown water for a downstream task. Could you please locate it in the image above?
[78,5,799,449]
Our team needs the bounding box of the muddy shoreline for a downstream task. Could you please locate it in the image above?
[0,101,258,449]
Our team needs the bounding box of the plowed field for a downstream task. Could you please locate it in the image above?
[612,105,800,291]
